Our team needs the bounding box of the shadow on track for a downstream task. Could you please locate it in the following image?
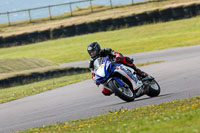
[106,93,174,107]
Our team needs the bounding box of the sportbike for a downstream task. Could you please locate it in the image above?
[93,57,160,102]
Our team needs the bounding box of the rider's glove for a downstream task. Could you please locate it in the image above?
[112,52,124,62]
[95,81,100,86]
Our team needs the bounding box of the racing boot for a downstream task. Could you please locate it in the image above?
[135,67,148,78]
[102,87,113,96]
[121,57,147,78]
[130,64,147,78]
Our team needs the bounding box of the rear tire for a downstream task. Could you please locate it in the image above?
[108,79,135,102]
[146,80,160,97]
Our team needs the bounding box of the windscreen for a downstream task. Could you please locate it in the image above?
[93,57,105,71]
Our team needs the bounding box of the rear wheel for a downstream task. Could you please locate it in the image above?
[146,80,160,97]
[108,79,135,102]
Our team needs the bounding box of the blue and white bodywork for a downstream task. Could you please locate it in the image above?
[93,57,147,102]
[94,57,143,90]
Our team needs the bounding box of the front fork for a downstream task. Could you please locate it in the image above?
[103,77,125,93]
[103,78,113,92]
[104,77,133,94]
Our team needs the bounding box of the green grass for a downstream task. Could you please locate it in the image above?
[0,72,91,104]
[0,16,200,63]
[0,58,57,74]
[0,57,63,82]
[20,96,200,133]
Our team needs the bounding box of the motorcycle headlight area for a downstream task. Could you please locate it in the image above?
[96,64,105,77]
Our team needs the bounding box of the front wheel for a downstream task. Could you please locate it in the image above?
[146,80,160,97]
[108,79,136,102]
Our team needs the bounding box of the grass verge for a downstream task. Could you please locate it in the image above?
[0,58,57,74]
[0,66,89,89]
[0,58,89,89]
[136,60,164,67]
[0,16,200,63]
[20,96,200,133]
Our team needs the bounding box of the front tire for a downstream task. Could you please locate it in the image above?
[108,79,136,102]
[146,80,160,97]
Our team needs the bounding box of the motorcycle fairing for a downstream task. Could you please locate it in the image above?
[114,65,142,90]
[94,57,120,84]
[94,57,142,90]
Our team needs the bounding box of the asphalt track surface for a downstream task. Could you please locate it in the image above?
[0,45,200,133]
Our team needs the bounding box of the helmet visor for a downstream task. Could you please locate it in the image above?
[88,49,97,57]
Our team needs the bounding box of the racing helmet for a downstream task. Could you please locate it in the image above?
[87,42,101,59]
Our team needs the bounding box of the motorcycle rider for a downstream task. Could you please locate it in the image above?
[87,41,147,96]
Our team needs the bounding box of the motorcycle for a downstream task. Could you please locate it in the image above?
[93,57,160,102]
